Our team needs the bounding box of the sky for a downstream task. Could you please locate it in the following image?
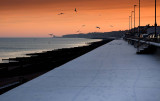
[0,0,160,37]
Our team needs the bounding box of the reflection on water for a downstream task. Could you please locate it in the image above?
[0,38,101,63]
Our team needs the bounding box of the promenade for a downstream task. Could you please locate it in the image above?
[1,39,160,101]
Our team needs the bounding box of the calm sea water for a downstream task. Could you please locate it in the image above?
[0,38,101,63]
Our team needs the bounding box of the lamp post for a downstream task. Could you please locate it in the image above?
[139,0,141,37]
[137,0,141,53]
[131,11,134,31]
[129,16,131,31]
[134,5,137,35]
[155,0,157,39]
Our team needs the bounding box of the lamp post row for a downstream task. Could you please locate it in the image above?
[129,0,157,39]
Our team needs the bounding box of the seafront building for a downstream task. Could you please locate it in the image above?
[126,25,160,40]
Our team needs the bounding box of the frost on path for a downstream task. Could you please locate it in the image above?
[1,40,160,101]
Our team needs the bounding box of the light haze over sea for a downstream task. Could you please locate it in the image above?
[0,38,101,63]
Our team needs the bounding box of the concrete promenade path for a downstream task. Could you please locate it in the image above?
[1,39,160,101]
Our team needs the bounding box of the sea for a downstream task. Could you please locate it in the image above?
[0,38,101,63]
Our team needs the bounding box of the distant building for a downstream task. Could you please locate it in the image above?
[125,25,160,39]
[147,26,160,34]
[147,26,160,38]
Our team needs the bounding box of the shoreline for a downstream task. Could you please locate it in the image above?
[0,39,113,94]
[0,38,101,64]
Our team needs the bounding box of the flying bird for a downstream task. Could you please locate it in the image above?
[96,26,101,29]
[49,34,53,36]
[76,30,81,33]
[76,25,86,33]
[58,13,64,15]
[75,8,77,12]
[110,25,114,27]
[49,34,55,37]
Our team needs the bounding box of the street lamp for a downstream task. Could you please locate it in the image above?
[131,11,134,31]
[155,0,157,39]
[137,0,141,53]
[134,5,137,35]
[129,16,131,31]
[139,0,141,37]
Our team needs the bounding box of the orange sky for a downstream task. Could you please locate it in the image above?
[0,0,160,37]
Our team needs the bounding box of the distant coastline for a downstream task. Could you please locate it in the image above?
[0,38,101,63]
[62,31,125,39]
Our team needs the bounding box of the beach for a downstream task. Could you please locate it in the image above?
[0,39,113,94]
[0,38,101,63]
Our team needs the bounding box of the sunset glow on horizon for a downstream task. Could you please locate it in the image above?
[0,0,160,37]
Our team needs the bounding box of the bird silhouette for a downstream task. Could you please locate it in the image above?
[76,30,81,33]
[96,26,101,29]
[76,25,86,33]
[75,8,77,12]
[110,25,114,27]
[49,34,55,37]
[58,13,64,15]
[49,34,53,36]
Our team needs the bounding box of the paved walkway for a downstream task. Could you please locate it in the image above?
[1,39,160,101]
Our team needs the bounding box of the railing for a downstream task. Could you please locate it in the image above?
[125,37,160,47]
